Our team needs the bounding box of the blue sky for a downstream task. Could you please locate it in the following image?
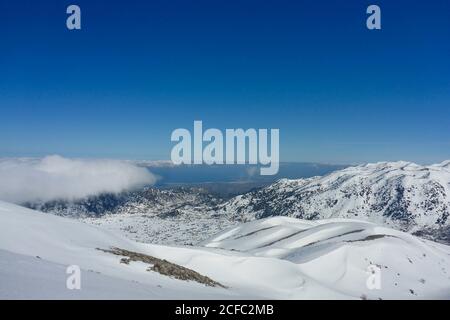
[1,0,449,164]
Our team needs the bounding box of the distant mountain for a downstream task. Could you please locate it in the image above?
[24,161,450,245]
[217,161,450,233]
[26,186,223,218]
[24,161,349,215]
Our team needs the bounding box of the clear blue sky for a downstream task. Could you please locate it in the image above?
[1,0,449,164]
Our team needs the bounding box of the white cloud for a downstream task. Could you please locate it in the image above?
[0,155,157,204]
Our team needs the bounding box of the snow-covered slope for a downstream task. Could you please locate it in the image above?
[218,161,450,233]
[0,200,332,299]
[81,209,237,246]
[1,200,450,299]
[202,217,450,299]
[25,187,235,245]
[0,200,231,299]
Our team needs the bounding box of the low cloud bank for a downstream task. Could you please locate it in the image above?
[0,155,156,204]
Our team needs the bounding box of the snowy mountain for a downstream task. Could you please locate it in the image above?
[25,187,234,245]
[21,161,450,245]
[1,200,449,299]
[217,161,450,235]
[25,187,223,218]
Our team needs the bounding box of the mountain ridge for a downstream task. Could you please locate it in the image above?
[216,160,450,233]
[21,160,450,245]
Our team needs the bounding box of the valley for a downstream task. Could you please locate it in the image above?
[23,160,450,245]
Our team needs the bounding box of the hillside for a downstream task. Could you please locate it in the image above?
[1,201,450,299]
[218,161,450,235]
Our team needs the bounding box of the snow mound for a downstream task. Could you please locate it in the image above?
[202,217,450,299]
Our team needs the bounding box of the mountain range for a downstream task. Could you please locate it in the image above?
[23,161,450,245]
[218,161,450,232]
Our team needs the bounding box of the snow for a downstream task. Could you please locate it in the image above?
[24,160,450,246]
[1,200,449,299]
[202,217,450,299]
[218,160,450,232]
[0,201,233,299]
[82,210,237,245]
[0,250,179,300]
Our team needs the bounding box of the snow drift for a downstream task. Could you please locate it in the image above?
[202,217,450,299]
